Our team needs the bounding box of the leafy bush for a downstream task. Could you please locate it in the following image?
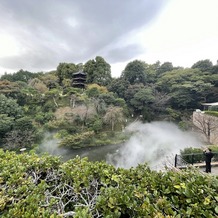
[180,147,204,163]
[180,146,218,163]
[41,101,57,112]
[35,112,54,125]
[0,94,23,118]
[54,129,69,139]
[14,116,35,131]
[59,131,95,148]
[0,150,218,217]
[0,114,14,138]
[44,120,79,137]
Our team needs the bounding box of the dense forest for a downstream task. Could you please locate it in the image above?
[0,57,218,150]
[0,57,218,217]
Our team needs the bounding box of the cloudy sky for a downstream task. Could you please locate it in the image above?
[0,0,218,77]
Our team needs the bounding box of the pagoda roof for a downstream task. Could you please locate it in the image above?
[73,71,86,76]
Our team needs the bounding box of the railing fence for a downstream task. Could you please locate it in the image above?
[175,152,218,168]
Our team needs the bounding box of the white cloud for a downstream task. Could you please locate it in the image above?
[0,0,218,77]
[0,34,20,57]
[135,0,218,67]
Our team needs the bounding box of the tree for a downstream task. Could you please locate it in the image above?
[103,106,124,131]
[91,118,103,133]
[211,65,218,74]
[17,85,44,112]
[56,63,79,85]
[191,59,213,72]
[0,80,20,98]
[59,131,95,148]
[150,89,171,114]
[39,71,59,90]
[99,92,116,106]
[44,89,61,108]
[14,116,35,131]
[124,83,144,111]
[0,94,23,118]
[28,78,49,94]
[193,112,218,144]
[157,68,214,109]
[0,69,37,83]
[85,83,108,98]
[130,87,155,111]
[157,62,174,74]
[108,78,130,99]
[0,114,14,139]
[91,97,106,115]
[121,60,148,85]
[4,130,35,150]
[84,56,112,86]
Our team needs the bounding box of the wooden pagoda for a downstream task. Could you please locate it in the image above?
[71,71,87,89]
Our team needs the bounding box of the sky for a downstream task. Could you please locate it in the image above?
[0,0,218,78]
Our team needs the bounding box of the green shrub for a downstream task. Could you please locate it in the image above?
[180,147,204,163]
[54,129,69,139]
[41,101,56,112]
[35,112,54,125]
[14,116,35,131]
[205,111,218,117]
[59,131,95,148]
[44,119,77,134]
[180,146,218,163]
[0,150,218,217]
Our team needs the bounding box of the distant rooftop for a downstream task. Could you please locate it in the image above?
[201,102,218,106]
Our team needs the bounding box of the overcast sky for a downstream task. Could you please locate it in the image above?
[0,0,218,77]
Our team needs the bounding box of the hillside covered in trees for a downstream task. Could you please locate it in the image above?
[0,57,218,217]
[0,57,218,151]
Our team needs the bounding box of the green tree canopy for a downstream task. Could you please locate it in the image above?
[56,63,80,85]
[0,114,14,138]
[130,87,155,111]
[84,56,112,86]
[0,69,38,83]
[121,60,148,85]
[191,59,213,72]
[124,83,144,105]
[157,68,214,109]
[157,62,174,74]
[98,92,116,106]
[108,78,130,99]
[0,94,23,118]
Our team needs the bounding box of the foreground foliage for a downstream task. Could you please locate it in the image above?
[0,150,218,217]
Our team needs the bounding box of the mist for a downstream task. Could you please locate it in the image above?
[38,133,69,158]
[106,121,203,170]
[38,122,203,170]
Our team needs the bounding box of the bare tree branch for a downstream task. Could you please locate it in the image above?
[193,112,218,144]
